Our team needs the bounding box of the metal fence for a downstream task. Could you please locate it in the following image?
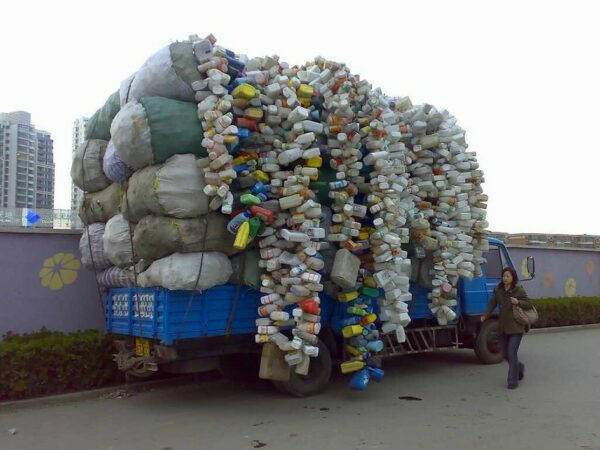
[0,207,83,230]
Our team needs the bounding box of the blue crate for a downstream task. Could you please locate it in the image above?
[106,284,335,345]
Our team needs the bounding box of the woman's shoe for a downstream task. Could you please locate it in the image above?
[507,383,519,389]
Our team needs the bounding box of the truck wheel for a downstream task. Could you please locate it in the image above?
[273,340,332,397]
[475,319,504,364]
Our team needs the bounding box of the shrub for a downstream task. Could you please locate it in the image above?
[0,329,122,401]
[532,297,600,328]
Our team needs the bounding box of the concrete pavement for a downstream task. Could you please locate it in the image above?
[1,328,599,450]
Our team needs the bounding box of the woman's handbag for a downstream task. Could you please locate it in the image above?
[513,303,539,328]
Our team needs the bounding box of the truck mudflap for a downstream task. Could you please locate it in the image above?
[380,325,460,357]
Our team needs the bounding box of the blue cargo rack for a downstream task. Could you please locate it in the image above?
[106,284,336,345]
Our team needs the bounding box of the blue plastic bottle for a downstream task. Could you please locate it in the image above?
[227,210,252,234]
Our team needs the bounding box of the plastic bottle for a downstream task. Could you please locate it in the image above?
[280,228,309,242]
[227,210,251,234]
[342,324,364,338]
[341,360,366,374]
[233,221,250,249]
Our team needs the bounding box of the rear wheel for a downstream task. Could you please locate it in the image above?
[475,319,504,364]
[273,340,332,397]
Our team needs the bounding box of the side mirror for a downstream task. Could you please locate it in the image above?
[523,256,535,281]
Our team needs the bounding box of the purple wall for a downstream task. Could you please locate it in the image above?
[1,230,598,338]
[0,229,104,337]
[507,246,600,298]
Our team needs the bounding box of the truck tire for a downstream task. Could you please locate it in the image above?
[273,340,332,397]
[475,319,504,364]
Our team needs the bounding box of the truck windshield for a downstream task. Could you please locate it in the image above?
[483,245,504,279]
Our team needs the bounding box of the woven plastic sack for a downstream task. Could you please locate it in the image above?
[71,139,111,193]
[85,91,121,141]
[96,266,134,288]
[103,214,135,268]
[138,252,232,291]
[103,140,133,182]
[79,183,121,225]
[133,212,237,262]
[111,97,206,170]
[79,223,111,270]
[123,154,209,223]
[119,42,202,106]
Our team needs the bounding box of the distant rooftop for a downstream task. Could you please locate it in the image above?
[489,232,600,249]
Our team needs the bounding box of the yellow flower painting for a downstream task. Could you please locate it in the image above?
[564,278,577,298]
[39,253,81,291]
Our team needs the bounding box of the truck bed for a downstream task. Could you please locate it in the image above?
[106,282,448,345]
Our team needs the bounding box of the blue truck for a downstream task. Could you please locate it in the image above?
[108,237,535,396]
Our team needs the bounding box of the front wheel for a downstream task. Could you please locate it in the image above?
[273,340,332,397]
[475,319,504,364]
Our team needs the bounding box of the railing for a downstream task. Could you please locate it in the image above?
[0,207,83,230]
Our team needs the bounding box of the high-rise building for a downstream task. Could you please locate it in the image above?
[0,111,54,209]
[70,117,88,211]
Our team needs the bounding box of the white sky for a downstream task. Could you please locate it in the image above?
[1,0,598,234]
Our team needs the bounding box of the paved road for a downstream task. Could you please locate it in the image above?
[1,329,599,450]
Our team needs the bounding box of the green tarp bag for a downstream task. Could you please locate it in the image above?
[85,91,121,141]
[110,96,206,170]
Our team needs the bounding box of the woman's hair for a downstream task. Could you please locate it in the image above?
[499,267,519,289]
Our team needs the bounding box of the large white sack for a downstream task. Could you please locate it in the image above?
[123,154,209,223]
[79,223,111,270]
[138,252,232,291]
[103,214,135,268]
[133,213,238,261]
[110,100,153,170]
[119,42,201,106]
[79,183,121,225]
[71,139,111,192]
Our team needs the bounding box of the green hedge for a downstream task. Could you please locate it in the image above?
[532,297,600,328]
[0,329,121,401]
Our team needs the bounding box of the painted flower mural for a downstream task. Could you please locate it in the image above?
[39,253,81,291]
[564,277,577,298]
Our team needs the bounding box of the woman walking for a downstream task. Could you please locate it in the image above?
[481,267,533,389]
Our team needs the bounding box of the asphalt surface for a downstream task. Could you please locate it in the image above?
[1,328,599,450]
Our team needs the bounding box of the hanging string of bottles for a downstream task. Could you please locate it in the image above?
[190,34,489,390]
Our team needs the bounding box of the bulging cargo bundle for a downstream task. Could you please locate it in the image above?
[85,91,121,141]
[103,214,135,268]
[122,154,209,223]
[79,223,111,271]
[79,182,121,225]
[71,139,111,193]
[138,252,232,291]
[119,42,203,106]
[103,140,133,183]
[96,266,134,288]
[133,212,237,262]
[111,97,206,170]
